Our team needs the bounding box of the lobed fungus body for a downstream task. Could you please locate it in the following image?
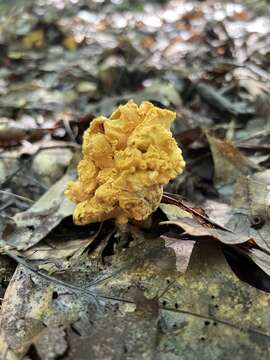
[65,100,185,225]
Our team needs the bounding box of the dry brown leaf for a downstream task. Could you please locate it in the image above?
[160,203,250,245]
[206,133,259,186]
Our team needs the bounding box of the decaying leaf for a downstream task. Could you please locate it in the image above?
[226,176,270,252]
[20,223,102,273]
[234,68,270,118]
[2,169,76,250]
[31,326,68,360]
[2,1,270,357]
[203,200,232,227]
[159,240,270,358]
[196,82,254,115]
[206,133,259,186]
[4,234,270,359]
[159,202,250,245]
[160,195,270,290]
[0,227,179,359]
[0,266,54,357]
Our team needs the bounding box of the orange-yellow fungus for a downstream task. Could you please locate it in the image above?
[65,100,185,225]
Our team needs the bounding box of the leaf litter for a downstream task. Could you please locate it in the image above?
[1,0,270,359]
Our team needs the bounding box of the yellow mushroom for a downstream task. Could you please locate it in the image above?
[65,100,185,225]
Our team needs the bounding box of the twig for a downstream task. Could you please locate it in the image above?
[235,128,270,144]
[62,118,77,143]
[160,306,270,339]
[1,166,25,187]
[0,214,15,222]
[23,173,48,191]
[0,190,34,203]
[0,200,13,212]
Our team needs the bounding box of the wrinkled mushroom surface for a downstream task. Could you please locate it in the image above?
[66,100,185,225]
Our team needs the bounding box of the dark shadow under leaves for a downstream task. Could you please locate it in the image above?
[222,244,270,293]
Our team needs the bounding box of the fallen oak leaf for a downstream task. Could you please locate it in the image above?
[4,217,267,358]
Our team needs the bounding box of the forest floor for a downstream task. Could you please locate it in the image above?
[0,0,270,359]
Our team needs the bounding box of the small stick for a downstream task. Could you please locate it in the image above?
[0,189,34,203]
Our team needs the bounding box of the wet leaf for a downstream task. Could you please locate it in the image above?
[4,237,270,359]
